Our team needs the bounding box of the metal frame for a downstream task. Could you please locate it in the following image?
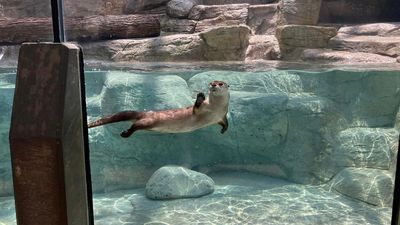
[51,0,65,42]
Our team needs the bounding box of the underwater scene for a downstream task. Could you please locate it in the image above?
[1,67,399,224]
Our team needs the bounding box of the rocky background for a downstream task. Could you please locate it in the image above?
[0,0,400,65]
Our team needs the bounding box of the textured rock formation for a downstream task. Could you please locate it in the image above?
[83,25,251,61]
[145,166,214,200]
[333,128,398,170]
[329,34,400,58]
[189,4,249,32]
[83,34,206,62]
[276,25,337,59]
[166,0,198,19]
[160,16,197,34]
[330,168,394,207]
[247,4,279,35]
[336,23,400,37]
[301,49,397,64]
[245,35,280,60]
[200,25,251,60]
[279,0,322,25]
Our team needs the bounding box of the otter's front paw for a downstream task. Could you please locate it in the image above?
[195,92,206,108]
[120,130,132,138]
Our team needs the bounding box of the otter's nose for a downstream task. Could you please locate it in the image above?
[211,83,217,87]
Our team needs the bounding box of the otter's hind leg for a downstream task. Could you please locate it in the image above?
[218,116,229,134]
[193,92,205,114]
[120,120,154,138]
[120,124,137,138]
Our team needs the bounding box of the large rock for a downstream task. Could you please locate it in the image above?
[82,34,206,62]
[330,168,394,207]
[160,16,197,34]
[145,166,214,200]
[333,128,398,170]
[167,0,198,19]
[282,94,339,184]
[189,4,249,32]
[276,25,337,59]
[189,4,248,20]
[329,34,400,58]
[301,49,398,64]
[336,23,400,37]
[245,35,281,60]
[247,4,279,35]
[279,0,322,25]
[200,25,251,60]
[82,26,251,61]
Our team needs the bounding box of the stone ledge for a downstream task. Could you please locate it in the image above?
[329,34,400,58]
[301,49,398,64]
[329,167,393,207]
[276,25,337,59]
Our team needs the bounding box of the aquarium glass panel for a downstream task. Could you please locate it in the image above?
[84,67,399,225]
[0,68,17,224]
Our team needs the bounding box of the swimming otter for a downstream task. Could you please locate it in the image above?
[88,80,230,138]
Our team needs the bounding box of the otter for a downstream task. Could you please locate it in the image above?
[88,80,230,138]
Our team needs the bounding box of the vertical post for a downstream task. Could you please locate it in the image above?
[51,0,65,42]
[9,43,91,225]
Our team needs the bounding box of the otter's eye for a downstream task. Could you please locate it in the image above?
[218,83,223,86]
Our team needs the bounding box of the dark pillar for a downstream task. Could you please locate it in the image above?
[9,43,92,225]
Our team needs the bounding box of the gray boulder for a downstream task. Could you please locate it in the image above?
[330,168,394,207]
[333,128,398,170]
[167,0,198,19]
[145,166,214,200]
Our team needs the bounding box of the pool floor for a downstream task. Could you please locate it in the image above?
[0,172,391,225]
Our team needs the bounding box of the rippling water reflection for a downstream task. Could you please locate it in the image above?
[93,172,390,225]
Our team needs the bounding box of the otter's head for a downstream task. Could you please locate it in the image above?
[209,80,229,97]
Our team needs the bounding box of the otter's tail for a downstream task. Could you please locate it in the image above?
[88,110,141,128]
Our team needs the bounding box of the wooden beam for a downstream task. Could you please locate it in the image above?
[0,15,160,45]
[9,43,92,225]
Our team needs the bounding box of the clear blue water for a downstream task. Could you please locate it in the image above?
[1,68,399,224]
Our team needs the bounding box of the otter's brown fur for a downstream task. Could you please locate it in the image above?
[88,81,230,138]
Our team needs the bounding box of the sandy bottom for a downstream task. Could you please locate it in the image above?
[0,172,391,225]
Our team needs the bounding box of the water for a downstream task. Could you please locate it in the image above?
[1,67,399,224]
